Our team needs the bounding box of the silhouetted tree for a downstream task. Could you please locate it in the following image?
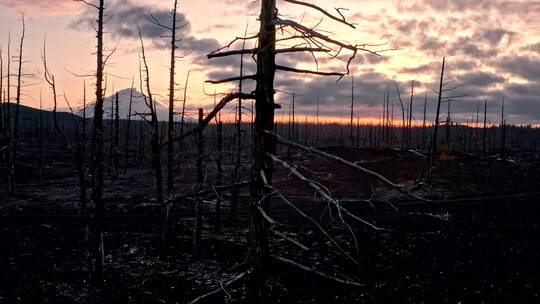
[8,15,25,195]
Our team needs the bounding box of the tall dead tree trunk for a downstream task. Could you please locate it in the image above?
[138,28,166,243]
[422,93,427,151]
[167,0,179,196]
[114,92,120,177]
[203,0,384,301]
[483,99,487,156]
[231,25,248,219]
[8,16,25,195]
[177,70,190,168]
[86,0,106,282]
[427,57,445,182]
[292,92,297,143]
[215,120,223,233]
[394,83,406,149]
[381,91,386,147]
[501,98,506,156]
[42,39,90,281]
[445,99,451,145]
[350,75,354,146]
[38,92,43,179]
[315,97,320,145]
[248,0,277,299]
[4,31,11,172]
[193,108,204,257]
[475,99,480,153]
[407,81,414,148]
[146,0,185,196]
[124,80,134,174]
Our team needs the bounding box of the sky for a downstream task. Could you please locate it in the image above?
[0,0,540,125]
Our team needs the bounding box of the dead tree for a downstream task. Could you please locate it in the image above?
[501,98,506,155]
[475,99,480,152]
[445,99,452,145]
[147,0,184,196]
[426,58,465,181]
[231,24,249,219]
[42,40,90,279]
[407,81,414,148]
[350,75,354,146]
[427,58,445,181]
[3,32,11,170]
[8,15,25,195]
[38,92,43,179]
[203,0,390,301]
[137,28,166,243]
[193,108,204,257]
[422,93,427,150]
[292,92,297,143]
[124,79,134,174]
[215,120,223,233]
[75,0,108,282]
[483,99,487,156]
[315,97,320,145]
[114,92,120,178]
[394,83,407,149]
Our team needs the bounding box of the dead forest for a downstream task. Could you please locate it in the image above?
[2,1,540,303]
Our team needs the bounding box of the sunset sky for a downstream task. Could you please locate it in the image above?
[1,0,540,124]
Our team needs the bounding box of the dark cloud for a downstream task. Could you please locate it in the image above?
[481,28,513,45]
[65,0,540,123]
[522,42,540,54]
[71,0,248,75]
[498,56,540,81]
[459,71,505,88]
[72,0,191,47]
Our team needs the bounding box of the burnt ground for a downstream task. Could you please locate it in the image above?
[2,147,540,303]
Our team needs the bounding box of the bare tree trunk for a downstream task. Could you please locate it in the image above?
[407,81,414,148]
[249,0,277,299]
[124,80,134,174]
[394,83,406,149]
[292,92,296,143]
[350,75,354,146]
[38,92,43,179]
[114,92,120,178]
[89,0,106,282]
[193,108,204,257]
[177,71,190,165]
[422,93,427,151]
[427,57,445,182]
[231,25,248,219]
[43,38,91,282]
[315,97,319,145]
[445,99,451,146]
[482,99,487,156]
[215,120,223,233]
[167,0,179,196]
[501,98,506,156]
[475,99,480,153]
[5,31,11,170]
[356,116,360,148]
[8,17,25,195]
[381,91,386,146]
[138,28,165,243]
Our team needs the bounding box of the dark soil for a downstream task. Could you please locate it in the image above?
[1,147,540,304]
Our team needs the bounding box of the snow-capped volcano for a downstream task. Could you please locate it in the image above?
[78,88,170,120]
